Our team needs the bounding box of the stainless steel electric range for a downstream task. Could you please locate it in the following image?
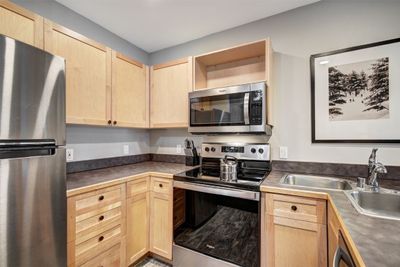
[173,142,271,267]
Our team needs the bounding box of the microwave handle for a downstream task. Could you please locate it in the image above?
[244,92,250,124]
[333,247,355,267]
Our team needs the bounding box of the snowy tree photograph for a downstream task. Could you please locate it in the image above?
[328,57,389,121]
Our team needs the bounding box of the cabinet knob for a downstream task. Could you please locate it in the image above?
[98,236,104,242]
[99,215,104,221]
[291,205,298,212]
[98,195,104,201]
[159,183,163,188]
[113,121,117,125]
[107,120,112,125]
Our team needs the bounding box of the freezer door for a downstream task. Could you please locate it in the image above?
[0,148,66,267]
[0,35,65,146]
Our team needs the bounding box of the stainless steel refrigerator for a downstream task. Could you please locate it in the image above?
[0,35,66,266]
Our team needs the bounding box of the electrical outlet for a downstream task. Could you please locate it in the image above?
[176,144,182,154]
[123,145,129,155]
[66,148,74,161]
[279,146,288,159]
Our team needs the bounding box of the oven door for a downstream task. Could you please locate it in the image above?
[173,181,260,267]
[188,82,266,134]
[333,230,356,267]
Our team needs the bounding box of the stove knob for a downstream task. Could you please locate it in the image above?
[258,148,264,154]
[205,147,210,152]
[211,147,216,152]
[251,148,256,153]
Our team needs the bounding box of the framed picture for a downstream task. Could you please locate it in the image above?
[310,38,400,143]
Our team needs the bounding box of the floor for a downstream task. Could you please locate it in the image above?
[134,257,171,267]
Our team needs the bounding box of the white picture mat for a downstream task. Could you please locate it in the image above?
[313,42,400,140]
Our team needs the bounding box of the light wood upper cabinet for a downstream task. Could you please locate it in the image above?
[149,177,173,260]
[262,193,327,267]
[150,57,193,128]
[44,20,111,126]
[0,1,43,48]
[193,39,272,91]
[111,51,149,128]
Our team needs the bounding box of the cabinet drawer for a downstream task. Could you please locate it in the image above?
[151,177,172,195]
[75,185,124,216]
[265,193,326,224]
[79,243,121,267]
[76,207,122,244]
[127,177,149,197]
[75,225,122,266]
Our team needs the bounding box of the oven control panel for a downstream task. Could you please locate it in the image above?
[202,142,270,161]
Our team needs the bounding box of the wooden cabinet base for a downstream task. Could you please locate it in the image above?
[262,193,327,267]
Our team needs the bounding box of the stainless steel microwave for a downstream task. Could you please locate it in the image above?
[188,82,272,135]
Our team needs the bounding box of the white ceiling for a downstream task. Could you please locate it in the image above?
[55,0,319,53]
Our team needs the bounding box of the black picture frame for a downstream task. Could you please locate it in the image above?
[310,37,400,143]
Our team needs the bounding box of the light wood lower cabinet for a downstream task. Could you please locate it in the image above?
[126,191,150,265]
[149,177,173,260]
[68,177,173,267]
[328,203,340,267]
[68,184,126,267]
[0,1,43,48]
[262,193,327,267]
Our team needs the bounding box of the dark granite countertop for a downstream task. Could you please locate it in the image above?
[261,171,400,267]
[67,161,196,193]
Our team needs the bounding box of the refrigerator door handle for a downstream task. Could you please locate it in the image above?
[0,140,56,148]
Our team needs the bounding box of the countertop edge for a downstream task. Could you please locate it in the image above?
[67,171,174,197]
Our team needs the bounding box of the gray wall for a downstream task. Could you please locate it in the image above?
[149,0,400,166]
[67,126,149,162]
[11,0,151,161]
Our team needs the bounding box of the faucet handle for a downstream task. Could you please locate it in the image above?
[374,162,387,174]
[357,177,366,190]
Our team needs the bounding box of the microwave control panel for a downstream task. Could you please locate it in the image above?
[249,91,263,125]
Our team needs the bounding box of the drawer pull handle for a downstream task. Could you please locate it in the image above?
[98,195,104,201]
[159,183,163,188]
[99,215,104,221]
[98,236,104,242]
[291,205,298,211]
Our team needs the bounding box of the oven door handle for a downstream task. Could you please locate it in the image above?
[244,92,250,125]
[173,180,260,201]
[333,247,355,267]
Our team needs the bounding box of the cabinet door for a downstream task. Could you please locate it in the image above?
[150,191,173,259]
[126,192,149,265]
[328,203,340,267]
[150,57,192,128]
[0,2,43,48]
[266,215,327,267]
[44,20,111,126]
[111,51,149,128]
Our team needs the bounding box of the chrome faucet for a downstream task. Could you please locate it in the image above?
[368,148,378,177]
[368,162,387,192]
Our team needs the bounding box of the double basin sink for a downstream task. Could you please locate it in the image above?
[280,174,400,221]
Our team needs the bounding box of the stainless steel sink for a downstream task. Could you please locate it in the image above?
[345,189,400,221]
[280,174,353,190]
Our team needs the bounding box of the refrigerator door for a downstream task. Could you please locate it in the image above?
[0,148,66,267]
[0,35,65,146]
